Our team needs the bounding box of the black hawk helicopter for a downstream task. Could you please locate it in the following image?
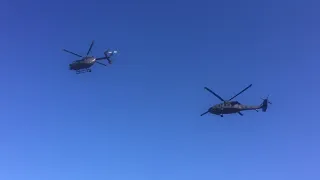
[200,84,272,117]
[62,40,118,74]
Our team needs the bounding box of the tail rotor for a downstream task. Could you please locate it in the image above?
[260,95,272,112]
[96,49,119,64]
[104,49,118,64]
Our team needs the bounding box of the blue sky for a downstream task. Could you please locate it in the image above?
[1,0,319,179]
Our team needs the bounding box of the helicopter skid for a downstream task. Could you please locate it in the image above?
[76,69,91,74]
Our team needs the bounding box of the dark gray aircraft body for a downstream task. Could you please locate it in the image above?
[63,40,118,74]
[201,84,272,117]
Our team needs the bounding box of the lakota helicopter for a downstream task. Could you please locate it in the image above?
[200,84,272,117]
[62,40,118,74]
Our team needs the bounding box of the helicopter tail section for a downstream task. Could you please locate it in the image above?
[260,96,272,112]
[260,100,268,112]
[104,50,112,64]
[104,50,118,64]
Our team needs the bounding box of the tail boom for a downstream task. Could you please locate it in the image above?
[241,98,271,112]
[239,105,261,111]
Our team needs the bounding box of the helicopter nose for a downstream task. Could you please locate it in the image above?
[209,107,217,112]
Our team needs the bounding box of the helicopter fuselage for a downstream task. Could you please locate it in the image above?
[63,40,118,74]
[208,101,260,115]
[69,56,96,70]
[201,84,270,117]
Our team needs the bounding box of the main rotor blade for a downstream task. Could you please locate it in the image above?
[228,84,252,101]
[96,61,107,66]
[200,111,209,116]
[204,87,225,102]
[86,40,94,56]
[62,49,82,57]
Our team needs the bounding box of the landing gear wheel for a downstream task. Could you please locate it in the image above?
[87,69,91,72]
[220,114,223,117]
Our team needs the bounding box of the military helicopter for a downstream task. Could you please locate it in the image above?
[62,40,118,74]
[200,84,272,117]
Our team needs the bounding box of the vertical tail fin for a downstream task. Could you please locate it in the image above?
[260,99,268,112]
[260,95,272,112]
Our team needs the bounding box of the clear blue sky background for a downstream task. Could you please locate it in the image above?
[1,0,319,179]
